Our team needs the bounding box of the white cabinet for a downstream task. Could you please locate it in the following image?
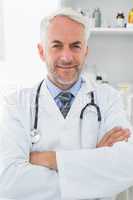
[60,0,133,86]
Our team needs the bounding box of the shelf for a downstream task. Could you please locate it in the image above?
[90,28,133,35]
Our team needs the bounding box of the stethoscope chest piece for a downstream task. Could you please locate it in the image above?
[31,129,40,144]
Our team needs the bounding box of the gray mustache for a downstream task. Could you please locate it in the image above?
[57,61,74,65]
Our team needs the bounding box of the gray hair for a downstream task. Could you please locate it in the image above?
[40,7,90,46]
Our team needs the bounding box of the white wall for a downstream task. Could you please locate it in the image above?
[0,0,59,91]
[0,0,5,60]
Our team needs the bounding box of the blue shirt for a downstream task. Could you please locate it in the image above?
[45,77,83,108]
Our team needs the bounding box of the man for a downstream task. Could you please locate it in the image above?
[0,7,132,200]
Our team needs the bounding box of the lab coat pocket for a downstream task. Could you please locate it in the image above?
[81,106,100,149]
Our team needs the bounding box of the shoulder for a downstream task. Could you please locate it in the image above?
[95,83,121,101]
[1,83,39,113]
[82,74,121,108]
[0,83,41,130]
[83,73,121,103]
[93,83,123,113]
[82,74,120,101]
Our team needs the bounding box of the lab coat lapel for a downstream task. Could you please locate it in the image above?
[38,80,65,122]
[67,77,95,121]
[66,77,99,149]
[31,77,99,152]
[38,77,95,122]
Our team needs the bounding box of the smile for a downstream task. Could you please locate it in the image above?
[56,65,78,69]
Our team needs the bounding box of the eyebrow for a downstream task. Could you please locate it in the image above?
[71,41,82,45]
[51,40,61,43]
[51,40,82,45]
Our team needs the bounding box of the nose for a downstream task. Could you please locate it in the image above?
[60,48,73,64]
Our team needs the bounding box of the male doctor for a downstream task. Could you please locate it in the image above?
[0,7,133,200]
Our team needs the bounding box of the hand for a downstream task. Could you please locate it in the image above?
[96,127,131,148]
[30,151,57,170]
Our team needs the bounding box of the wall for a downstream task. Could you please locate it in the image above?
[0,0,4,60]
[0,0,59,92]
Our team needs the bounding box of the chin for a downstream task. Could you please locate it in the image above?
[56,76,78,88]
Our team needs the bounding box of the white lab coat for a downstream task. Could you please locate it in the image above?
[0,76,133,200]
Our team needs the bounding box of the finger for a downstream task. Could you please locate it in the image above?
[107,135,129,145]
[97,127,123,147]
[107,127,131,140]
[102,131,130,147]
[97,127,130,148]
[107,127,123,134]
[103,129,130,146]
[123,128,131,135]
[102,127,123,143]
[108,130,130,141]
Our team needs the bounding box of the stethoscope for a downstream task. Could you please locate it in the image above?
[31,80,102,144]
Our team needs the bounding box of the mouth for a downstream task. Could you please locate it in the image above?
[55,65,78,69]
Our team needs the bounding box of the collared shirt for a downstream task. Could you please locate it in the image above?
[45,77,83,108]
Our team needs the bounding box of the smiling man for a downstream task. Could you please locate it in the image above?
[0,7,133,200]
[38,14,88,90]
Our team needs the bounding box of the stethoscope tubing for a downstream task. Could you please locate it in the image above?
[34,80,44,130]
[32,80,102,143]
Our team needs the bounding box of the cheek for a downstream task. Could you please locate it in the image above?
[80,52,87,63]
[48,50,60,62]
[46,53,57,66]
[75,55,85,66]
[75,49,87,62]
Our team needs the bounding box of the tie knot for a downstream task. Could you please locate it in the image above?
[57,92,73,105]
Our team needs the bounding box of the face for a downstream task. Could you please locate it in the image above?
[38,16,88,90]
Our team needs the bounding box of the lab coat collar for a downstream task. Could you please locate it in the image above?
[45,76,83,99]
[81,72,96,94]
[37,73,96,122]
[42,72,96,97]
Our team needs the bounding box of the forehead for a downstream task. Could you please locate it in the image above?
[47,16,85,43]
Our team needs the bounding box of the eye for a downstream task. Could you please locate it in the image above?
[52,44,62,49]
[72,45,81,50]
[73,45,81,48]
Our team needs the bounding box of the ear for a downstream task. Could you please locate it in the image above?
[37,43,45,61]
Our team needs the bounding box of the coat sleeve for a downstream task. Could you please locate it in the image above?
[0,92,60,200]
[56,86,133,199]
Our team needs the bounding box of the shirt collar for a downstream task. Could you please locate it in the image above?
[45,76,83,99]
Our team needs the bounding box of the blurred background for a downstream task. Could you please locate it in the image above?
[0,0,133,199]
[0,0,59,89]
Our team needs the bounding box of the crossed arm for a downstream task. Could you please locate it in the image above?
[30,127,130,170]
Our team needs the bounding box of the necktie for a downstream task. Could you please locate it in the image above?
[57,92,73,118]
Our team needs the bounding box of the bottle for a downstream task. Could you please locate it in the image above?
[80,9,86,16]
[92,8,102,27]
[116,12,125,27]
[128,8,133,24]
[96,75,102,84]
